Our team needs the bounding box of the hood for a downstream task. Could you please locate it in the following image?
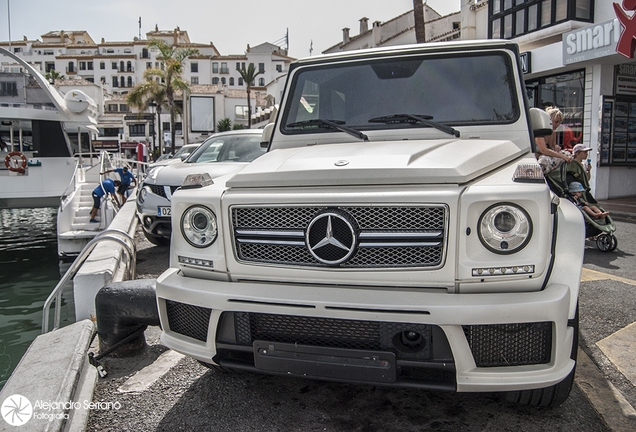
[150,161,249,186]
[226,139,526,188]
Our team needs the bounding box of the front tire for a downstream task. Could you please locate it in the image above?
[143,231,170,246]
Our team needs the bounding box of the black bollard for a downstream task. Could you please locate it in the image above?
[95,279,161,357]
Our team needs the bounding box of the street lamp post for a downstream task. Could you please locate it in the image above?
[149,100,157,160]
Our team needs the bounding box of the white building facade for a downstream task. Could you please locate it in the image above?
[462,0,636,199]
[323,5,461,54]
[1,28,293,154]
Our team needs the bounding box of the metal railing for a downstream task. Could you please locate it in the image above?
[41,229,136,333]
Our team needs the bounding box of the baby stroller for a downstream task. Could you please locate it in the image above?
[545,161,617,252]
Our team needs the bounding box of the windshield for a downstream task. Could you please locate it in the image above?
[173,145,198,159]
[282,52,519,135]
[187,134,266,163]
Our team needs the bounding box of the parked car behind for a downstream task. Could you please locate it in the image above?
[151,143,202,167]
[137,129,266,245]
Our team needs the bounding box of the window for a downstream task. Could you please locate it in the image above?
[127,76,133,87]
[142,48,149,58]
[259,78,265,86]
[526,70,585,152]
[124,48,132,53]
[212,62,218,73]
[88,61,93,70]
[276,64,282,73]
[191,76,199,85]
[0,82,18,96]
[13,47,21,53]
[120,61,125,71]
[79,62,87,70]
[259,63,265,72]
[235,105,249,120]
[146,62,152,69]
[163,122,170,131]
[45,62,55,72]
[175,122,182,134]
[101,127,121,137]
[221,77,226,85]
[120,76,125,87]
[100,61,105,70]
[212,77,219,84]
[112,76,118,87]
[107,104,118,112]
[129,124,145,136]
[229,77,234,86]
[68,62,75,73]
[220,62,228,73]
[86,77,94,83]
[106,49,114,54]
[236,62,240,70]
[119,104,129,112]
[44,50,54,55]
[238,77,244,86]
[489,0,593,39]
[191,62,198,73]
[127,61,132,72]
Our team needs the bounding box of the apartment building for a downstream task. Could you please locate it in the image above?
[1,27,294,152]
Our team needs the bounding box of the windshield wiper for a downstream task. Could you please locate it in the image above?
[286,119,369,142]
[368,114,460,138]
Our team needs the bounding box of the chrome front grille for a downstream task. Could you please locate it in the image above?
[231,205,447,268]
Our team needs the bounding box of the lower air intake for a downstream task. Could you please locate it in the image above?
[463,322,552,367]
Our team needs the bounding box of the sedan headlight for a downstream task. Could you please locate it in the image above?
[181,205,218,248]
[478,203,532,254]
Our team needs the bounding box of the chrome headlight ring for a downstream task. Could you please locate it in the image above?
[478,203,533,254]
[180,205,218,248]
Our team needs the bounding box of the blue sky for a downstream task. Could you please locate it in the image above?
[3,0,461,59]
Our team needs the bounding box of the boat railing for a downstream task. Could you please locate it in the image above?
[59,159,81,207]
[41,228,136,333]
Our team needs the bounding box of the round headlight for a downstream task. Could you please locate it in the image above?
[181,206,217,248]
[478,203,532,254]
[138,186,147,204]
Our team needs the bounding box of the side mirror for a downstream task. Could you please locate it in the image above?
[261,123,274,148]
[529,108,552,137]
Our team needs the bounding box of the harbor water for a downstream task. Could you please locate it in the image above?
[0,207,74,389]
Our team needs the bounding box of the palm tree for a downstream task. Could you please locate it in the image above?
[44,69,65,82]
[127,79,168,155]
[236,63,262,128]
[413,0,426,43]
[131,39,199,154]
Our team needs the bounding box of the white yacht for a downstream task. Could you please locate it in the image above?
[0,47,99,208]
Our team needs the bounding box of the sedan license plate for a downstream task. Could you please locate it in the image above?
[158,206,171,217]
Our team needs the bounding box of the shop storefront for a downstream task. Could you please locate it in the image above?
[520,16,636,199]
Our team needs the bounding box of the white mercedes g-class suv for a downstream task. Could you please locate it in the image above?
[156,40,585,406]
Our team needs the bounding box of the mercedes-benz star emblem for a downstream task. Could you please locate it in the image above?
[306,211,357,265]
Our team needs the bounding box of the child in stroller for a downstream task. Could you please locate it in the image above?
[568,182,609,219]
[545,156,618,252]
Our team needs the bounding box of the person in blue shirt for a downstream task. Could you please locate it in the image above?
[101,166,137,203]
[90,179,121,222]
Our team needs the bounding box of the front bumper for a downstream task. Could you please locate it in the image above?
[156,268,576,392]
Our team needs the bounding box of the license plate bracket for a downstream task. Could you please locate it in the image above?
[253,341,396,383]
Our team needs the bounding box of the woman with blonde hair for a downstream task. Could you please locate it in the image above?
[535,106,573,173]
